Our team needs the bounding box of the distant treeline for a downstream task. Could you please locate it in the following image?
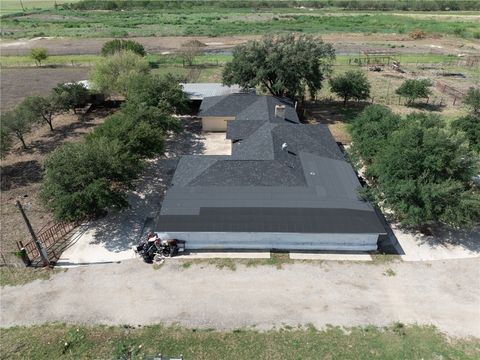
[67,0,480,11]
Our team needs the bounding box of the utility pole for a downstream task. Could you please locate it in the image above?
[16,201,49,267]
[19,0,25,12]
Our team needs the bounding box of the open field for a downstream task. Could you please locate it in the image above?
[0,1,80,15]
[1,323,478,360]
[1,7,479,39]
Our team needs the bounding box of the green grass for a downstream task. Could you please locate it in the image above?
[1,323,478,359]
[0,266,66,287]
[1,7,479,39]
[0,1,80,15]
[179,253,296,271]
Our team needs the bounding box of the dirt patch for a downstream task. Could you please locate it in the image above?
[0,106,113,262]
[0,67,90,112]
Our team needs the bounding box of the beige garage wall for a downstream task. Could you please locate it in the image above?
[202,116,235,132]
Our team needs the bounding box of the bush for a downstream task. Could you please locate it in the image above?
[88,112,165,158]
[0,126,13,158]
[90,51,150,96]
[41,137,142,220]
[30,47,48,66]
[1,108,34,150]
[463,87,480,114]
[365,115,480,228]
[452,115,480,152]
[101,39,146,57]
[409,29,426,39]
[52,83,90,114]
[329,70,371,105]
[395,78,433,105]
[349,105,402,166]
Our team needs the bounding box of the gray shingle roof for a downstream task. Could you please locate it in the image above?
[157,94,385,236]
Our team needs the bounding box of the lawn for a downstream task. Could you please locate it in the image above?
[1,7,479,39]
[1,323,478,359]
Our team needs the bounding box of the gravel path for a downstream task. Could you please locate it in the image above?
[1,258,479,337]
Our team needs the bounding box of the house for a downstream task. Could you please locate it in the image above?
[199,93,296,131]
[155,94,387,251]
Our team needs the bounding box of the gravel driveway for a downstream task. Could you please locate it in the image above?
[1,258,479,338]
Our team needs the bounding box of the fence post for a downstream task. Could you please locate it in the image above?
[16,201,50,267]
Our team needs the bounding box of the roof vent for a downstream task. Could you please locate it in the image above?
[275,105,286,119]
[282,142,288,151]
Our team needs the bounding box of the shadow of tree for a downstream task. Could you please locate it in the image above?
[89,117,205,252]
[396,222,480,253]
[305,101,369,124]
[408,102,446,112]
[0,160,42,191]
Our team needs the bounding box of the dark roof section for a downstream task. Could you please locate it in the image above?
[157,94,386,235]
[199,94,299,124]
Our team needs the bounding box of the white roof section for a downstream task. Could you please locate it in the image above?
[180,83,254,100]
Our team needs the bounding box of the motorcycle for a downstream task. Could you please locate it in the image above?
[134,233,180,263]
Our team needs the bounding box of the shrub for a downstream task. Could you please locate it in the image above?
[0,126,13,158]
[463,87,480,114]
[179,39,206,66]
[349,105,402,166]
[1,108,34,149]
[90,51,150,96]
[365,115,480,228]
[41,138,142,220]
[451,115,480,152]
[19,96,61,131]
[101,39,146,57]
[29,47,48,66]
[52,83,90,114]
[88,112,165,158]
[409,29,426,39]
[329,70,371,105]
[395,78,433,105]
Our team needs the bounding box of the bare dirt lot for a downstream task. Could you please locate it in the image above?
[1,33,479,56]
[0,67,89,112]
[1,258,479,338]
[0,105,114,261]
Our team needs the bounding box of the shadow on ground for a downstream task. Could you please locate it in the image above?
[415,225,480,253]
[89,118,204,252]
[0,160,42,191]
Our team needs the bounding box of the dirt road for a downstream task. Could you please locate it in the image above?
[1,258,479,337]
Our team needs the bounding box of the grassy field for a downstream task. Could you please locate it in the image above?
[0,0,80,15]
[1,323,479,359]
[1,7,479,39]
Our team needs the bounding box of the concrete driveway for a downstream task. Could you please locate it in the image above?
[57,122,231,267]
[1,258,479,337]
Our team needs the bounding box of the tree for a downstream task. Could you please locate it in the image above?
[88,112,165,158]
[463,87,480,114]
[395,78,433,105]
[41,137,142,220]
[0,126,13,158]
[452,114,480,152]
[30,48,48,67]
[363,114,480,228]
[179,39,205,66]
[120,100,182,134]
[101,39,146,57]
[1,108,34,149]
[52,83,90,114]
[126,73,189,114]
[349,105,403,166]
[19,96,61,131]
[223,34,335,99]
[329,70,371,105]
[90,51,150,96]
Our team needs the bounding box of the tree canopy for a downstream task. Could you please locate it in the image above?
[349,105,402,166]
[179,39,205,66]
[19,96,61,131]
[52,82,90,114]
[352,107,480,228]
[223,34,335,99]
[395,78,433,105]
[90,51,150,96]
[463,87,480,114]
[329,70,371,105]
[0,126,13,159]
[452,114,480,152]
[41,137,142,220]
[1,108,34,149]
[101,39,146,57]
[30,48,48,66]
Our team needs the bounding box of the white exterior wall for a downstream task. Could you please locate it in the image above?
[202,116,235,132]
[162,232,379,252]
